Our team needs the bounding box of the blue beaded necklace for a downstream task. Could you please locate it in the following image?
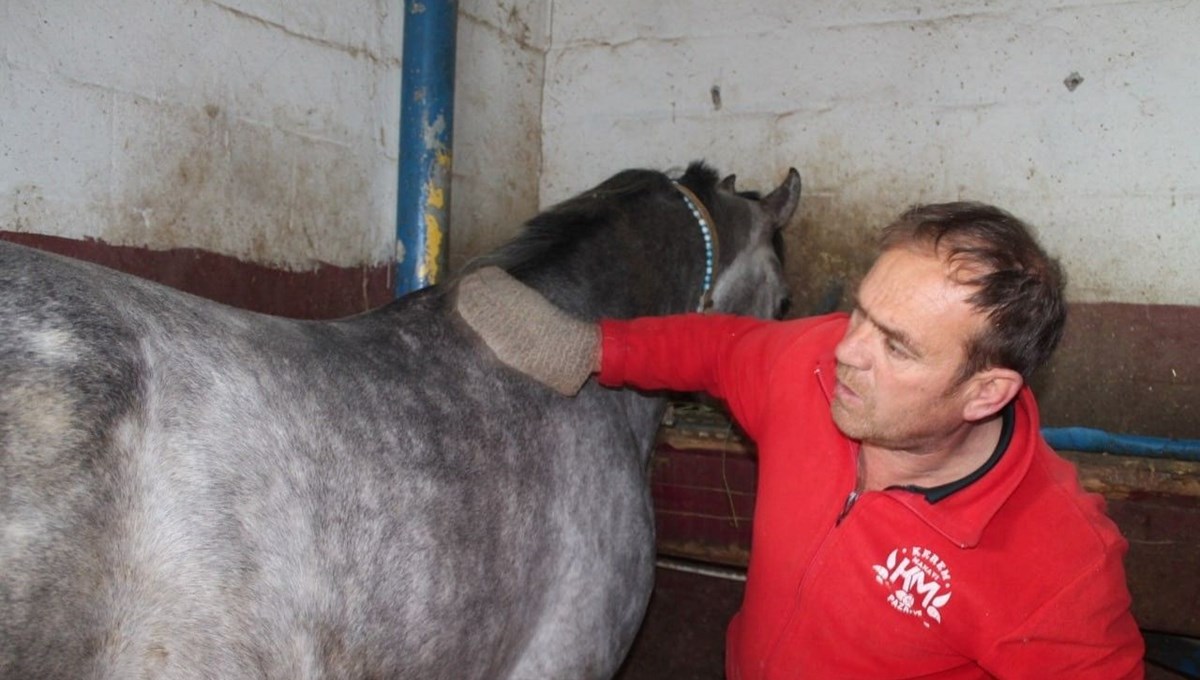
[673,182,720,312]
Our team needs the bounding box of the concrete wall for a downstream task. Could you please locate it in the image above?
[536,0,1197,438]
[450,0,549,273]
[1,0,547,313]
[540,0,1200,310]
[2,0,401,270]
[4,0,1194,307]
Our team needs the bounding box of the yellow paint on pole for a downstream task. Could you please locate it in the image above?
[426,182,444,210]
[420,212,443,282]
[419,177,446,283]
[413,143,451,285]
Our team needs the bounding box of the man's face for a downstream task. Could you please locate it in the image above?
[831,245,988,452]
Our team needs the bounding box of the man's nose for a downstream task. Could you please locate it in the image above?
[834,319,871,369]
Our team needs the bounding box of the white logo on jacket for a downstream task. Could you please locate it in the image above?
[873,546,953,626]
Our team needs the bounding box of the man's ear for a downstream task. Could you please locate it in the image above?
[962,367,1023,422]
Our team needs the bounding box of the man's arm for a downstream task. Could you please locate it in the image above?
[598,314,771,391]
[453,266,780,435]
[453,265,774,391]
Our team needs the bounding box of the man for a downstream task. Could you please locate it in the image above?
[455,202,1144,678]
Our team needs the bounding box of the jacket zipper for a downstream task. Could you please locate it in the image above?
[761,491,863,675]
[758,364,864,671]
[819,366,862,529]
[836,490,860,526]
[760,368,865,675]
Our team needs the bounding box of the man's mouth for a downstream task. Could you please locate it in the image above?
[834,379,861,404]
[834,366,864,404]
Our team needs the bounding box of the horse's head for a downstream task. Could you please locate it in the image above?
[678,164,801,319]
[467,162,800,323]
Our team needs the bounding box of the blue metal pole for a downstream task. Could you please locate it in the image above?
[396,0,458,295]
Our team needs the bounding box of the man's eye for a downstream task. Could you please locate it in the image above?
[886,339,908,357]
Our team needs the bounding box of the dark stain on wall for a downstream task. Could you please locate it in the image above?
[779,195,879,318]
[97,99,376,271]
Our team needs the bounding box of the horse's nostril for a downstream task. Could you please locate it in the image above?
[777,296,792,319]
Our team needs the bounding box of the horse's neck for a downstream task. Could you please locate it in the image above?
[526,253,698,321]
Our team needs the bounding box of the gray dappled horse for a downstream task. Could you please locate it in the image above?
[0,162,800,679]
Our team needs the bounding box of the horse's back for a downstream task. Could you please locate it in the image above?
[1,243,147,676]
[0,243,269,677]
[0,241,652,679]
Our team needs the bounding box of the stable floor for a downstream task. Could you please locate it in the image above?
[615,565,741,680]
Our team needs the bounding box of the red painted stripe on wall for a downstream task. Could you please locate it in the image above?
[1,231,394,320]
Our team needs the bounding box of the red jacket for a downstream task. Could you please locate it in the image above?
[599,313,1144,679]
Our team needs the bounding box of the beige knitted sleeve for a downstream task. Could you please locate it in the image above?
[453,266,600,396]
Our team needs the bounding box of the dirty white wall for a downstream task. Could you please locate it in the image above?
[1,0,401,271]
[5,0,1195,307]
[1,0,548,279]
[450,0,550,272]
[538,1,1200,307]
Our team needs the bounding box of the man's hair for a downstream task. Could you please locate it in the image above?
[879,202,1067,382]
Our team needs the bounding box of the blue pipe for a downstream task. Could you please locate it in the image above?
[1043,427,1200,463]
[396,0,458,295]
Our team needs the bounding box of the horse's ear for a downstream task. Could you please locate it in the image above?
[761,168,801,230]
[719,174,737,192]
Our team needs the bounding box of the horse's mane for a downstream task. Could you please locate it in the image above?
[468,162,721,277]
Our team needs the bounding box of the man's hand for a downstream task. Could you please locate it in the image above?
[454,266,600,396]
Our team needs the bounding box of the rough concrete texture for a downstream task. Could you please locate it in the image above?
[1,0,401,271]
[7,0,1197,304]
[449,0,549,272]
[540,0,1200,308]
[1,0,550,279]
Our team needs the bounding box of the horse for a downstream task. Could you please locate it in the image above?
[0,161,800,679]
